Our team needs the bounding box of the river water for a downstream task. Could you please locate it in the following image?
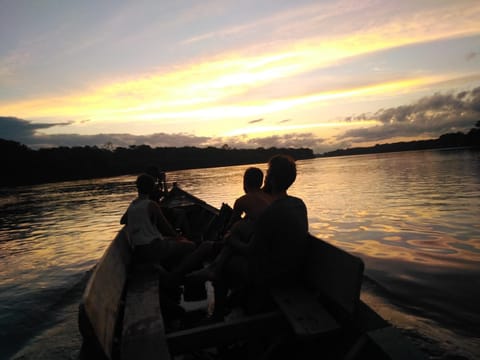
[1,149,479,359]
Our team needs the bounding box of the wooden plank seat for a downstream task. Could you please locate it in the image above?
[166,311,289,355]
[270,284,340,339]
[269,235,365,341]
[164,234,366,356]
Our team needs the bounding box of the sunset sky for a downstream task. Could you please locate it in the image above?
[1,0,479,153]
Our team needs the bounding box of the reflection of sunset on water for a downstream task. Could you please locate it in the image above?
[295,151,480,273]
[0,149,479,358]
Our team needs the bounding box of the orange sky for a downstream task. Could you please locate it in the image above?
[1,0,479,152]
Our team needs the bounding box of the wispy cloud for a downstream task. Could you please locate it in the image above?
[2,1,478,127]
[1,0,479,154]
[3,87,479,152]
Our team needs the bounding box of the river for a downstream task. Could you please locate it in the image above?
[1,148,479,359]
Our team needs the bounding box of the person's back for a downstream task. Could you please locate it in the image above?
[126,194,164,248]
[123,173,214,284]
[123,174,167,249]
[248,155,310,285]
[250,195,309,284]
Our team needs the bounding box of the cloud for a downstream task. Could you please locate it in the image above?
[278,119,291,123]
[0,116,208,148]
[31,132,211,149]
[0,116,328,151]
[466,51,478,61]
[248,118,263,124]
[0,116,71,142]
[3,86,479,153]
[338,87,480,143]
[205,132,327,152]
[246,132,326,150]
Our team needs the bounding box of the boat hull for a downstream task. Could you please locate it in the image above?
[78,185,426,359]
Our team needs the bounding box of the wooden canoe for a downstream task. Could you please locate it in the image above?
[78,185,426,360]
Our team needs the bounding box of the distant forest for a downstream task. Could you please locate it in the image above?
[2,121,479,187]
[0,141,314,187]
[320,121,480,157]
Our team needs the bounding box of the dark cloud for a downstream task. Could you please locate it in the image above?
[338,87,480,143]
[206,132,327,152]
[0,116,330,152]
[248,118,263,124]
[0,116,211,148]
[0,116,71,142]
[247,133,325,150]
[3,86,479,154]
[466,51,478,61]
[278,119,291,123]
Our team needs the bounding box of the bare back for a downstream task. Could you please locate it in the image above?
[232,189,273,222]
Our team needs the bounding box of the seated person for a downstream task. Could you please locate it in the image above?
[227,167,273,228]
[121,173,212,283]
[212,155,310,318]
[145,165,168,202]
[188,167,272,281]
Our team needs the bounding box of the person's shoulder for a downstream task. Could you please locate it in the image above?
[287,195,305,203]
[275,195,306,209]
[233,193,249,207]
[147,198,162,210]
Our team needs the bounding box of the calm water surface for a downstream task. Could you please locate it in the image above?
[1,149,479,359]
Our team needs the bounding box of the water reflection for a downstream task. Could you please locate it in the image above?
[0,149,479,355]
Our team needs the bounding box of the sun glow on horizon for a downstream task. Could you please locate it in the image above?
[1,0,479,153]
[1,1,479,131]
[223,119,380,137]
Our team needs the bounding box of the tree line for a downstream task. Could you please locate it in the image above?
[320,121,480,158]
[0,142,315,187]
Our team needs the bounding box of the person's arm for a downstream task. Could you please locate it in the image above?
[241,204,274,256]
[227,233,249,254]
[225,196,246,230]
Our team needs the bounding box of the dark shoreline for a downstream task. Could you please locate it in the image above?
[2,120,479,187]
[318,122,480,158]
[1,141,314,187]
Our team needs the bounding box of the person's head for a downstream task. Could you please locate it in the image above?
[145,165,160,180]
[135,173,155,195]
[264,154,297,193]
[243,167,264,192]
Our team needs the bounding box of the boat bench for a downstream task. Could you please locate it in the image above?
[270,283,340,339]
[270,235,365,340]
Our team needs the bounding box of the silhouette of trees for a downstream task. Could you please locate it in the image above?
[0,141,314,186]
[2,121,478,187]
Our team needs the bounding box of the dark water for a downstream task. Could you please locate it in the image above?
[1,149,479,359]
